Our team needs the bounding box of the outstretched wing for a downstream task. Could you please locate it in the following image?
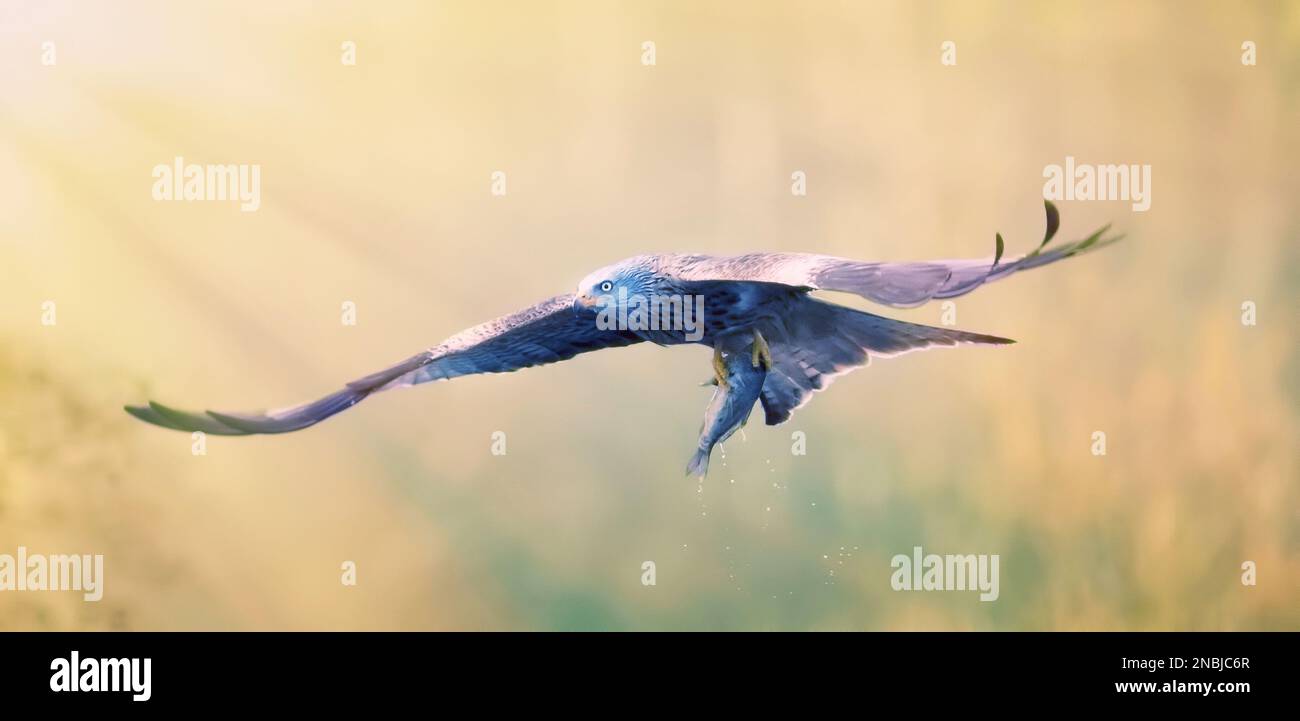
[665,202,1122,307]
[125,294,642,435]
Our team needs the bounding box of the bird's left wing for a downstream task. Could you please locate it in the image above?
[125,294,642,435]
[663,202,1122,307]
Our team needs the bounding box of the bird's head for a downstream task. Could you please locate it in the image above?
[573,256,660,314]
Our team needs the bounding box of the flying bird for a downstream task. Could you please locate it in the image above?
[126,202,1121,475]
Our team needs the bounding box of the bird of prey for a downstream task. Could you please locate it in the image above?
[126,202,1120,475]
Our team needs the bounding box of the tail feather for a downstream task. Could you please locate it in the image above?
[841,313,1014,357]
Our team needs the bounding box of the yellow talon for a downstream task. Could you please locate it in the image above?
[712,346,730,389]
[751,328,773,369]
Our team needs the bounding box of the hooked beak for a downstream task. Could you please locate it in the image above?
[572,293,597,314]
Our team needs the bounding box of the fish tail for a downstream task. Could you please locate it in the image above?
[685,447,712,478]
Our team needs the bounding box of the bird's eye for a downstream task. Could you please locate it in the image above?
[599,281,613,293]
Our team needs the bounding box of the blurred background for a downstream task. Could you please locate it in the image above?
[0,0,1296,630]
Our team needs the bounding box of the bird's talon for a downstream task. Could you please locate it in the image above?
[751,329,773,370]
[712,347,730,389]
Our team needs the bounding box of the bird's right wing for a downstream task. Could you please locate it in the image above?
[665,202,1122,307]
[125,294,643,435]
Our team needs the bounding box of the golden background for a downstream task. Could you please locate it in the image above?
[0,0,1296,630]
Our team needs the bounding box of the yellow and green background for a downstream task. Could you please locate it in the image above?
[1,0,1296,630]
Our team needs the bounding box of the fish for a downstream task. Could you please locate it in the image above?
[685,341,767,478]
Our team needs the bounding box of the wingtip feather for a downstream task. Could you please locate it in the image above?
[205,410,285,434]
[128,400,251,435]
[1042,200,1061,247]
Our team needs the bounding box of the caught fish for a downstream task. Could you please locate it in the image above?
[686,342,767,478]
